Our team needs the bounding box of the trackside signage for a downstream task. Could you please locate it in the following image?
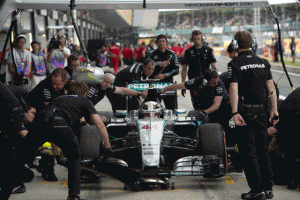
[184,1,269,8]
[127,82,172,91]
[15,0,270,10]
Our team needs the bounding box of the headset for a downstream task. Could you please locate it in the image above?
[232,31,256,50]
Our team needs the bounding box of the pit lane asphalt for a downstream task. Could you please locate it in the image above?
[10,56,300,200]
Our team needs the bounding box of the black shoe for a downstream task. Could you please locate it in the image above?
[42,170,58,182]
[12,183,26,194]
[67,195,80,200]
[241,191,266,200]
[265,190,274,199]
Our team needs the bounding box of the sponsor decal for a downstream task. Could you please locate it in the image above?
[141,124,158,130]
[240,64,266,70]
[128,82,172,90]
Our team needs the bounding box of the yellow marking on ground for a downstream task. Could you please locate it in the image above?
[62,178,68,186]
[38,181,65,184]
[223,176,235,184]
[223,176,247,184]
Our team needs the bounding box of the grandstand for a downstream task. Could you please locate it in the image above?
[154,3,300,57]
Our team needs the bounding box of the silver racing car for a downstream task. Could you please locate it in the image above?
[79,80,227,190]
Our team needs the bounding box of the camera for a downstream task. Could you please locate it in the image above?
[50,38,61,49]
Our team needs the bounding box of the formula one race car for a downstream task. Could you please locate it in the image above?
[79,80,227,190]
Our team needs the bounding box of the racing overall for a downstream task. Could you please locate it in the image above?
[228,51,273,193]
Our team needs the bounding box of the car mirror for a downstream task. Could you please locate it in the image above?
[175,109,186,114]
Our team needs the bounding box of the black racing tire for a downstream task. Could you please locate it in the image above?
[196,123,227,177]
[79,125,101,159]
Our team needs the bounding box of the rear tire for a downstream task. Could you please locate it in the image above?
[196,123,227,177]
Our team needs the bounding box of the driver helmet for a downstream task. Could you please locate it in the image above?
[140,101,162,119]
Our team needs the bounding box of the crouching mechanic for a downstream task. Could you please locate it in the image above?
[162,69,231,127]
[108,59,155,111]
[2,81,112,200]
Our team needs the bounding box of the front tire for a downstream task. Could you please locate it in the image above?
[196,123,227,177]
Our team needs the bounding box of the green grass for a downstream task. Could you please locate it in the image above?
[261,55,300,67]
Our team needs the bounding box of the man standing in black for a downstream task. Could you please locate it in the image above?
[181,30,217,108]
[148,34,180,110]
[109,59,155,111]
[228,31,279,200]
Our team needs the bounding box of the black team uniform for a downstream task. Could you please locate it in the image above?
[228,50,274,199]
[87,84,116,106]
[148,49,180,110]
[26,77,69,112]
[108,63,146,111]
[275,88,300,188]
[26,77,70,181]
[184,76,231,127]
[183,45,217,110]
[0,82,26,199]
[65,66,74,81]
[3,95,98,199]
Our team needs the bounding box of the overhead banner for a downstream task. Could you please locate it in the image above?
[15,0,270,10]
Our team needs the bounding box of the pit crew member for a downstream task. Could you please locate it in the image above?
[181,30,217,106]
[0,82,28,199]
[108,59,155,111]
[8,81,112,200]
[228,31,279,200]
[148,34,180,110]
[162,69,230,127]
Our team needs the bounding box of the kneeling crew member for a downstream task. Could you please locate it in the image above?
[228,31,279,200]
[4,81,112,200]
[109,59,155,111]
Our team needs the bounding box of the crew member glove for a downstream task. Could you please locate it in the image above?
[196,110,209,123]
[181,89,186,97]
